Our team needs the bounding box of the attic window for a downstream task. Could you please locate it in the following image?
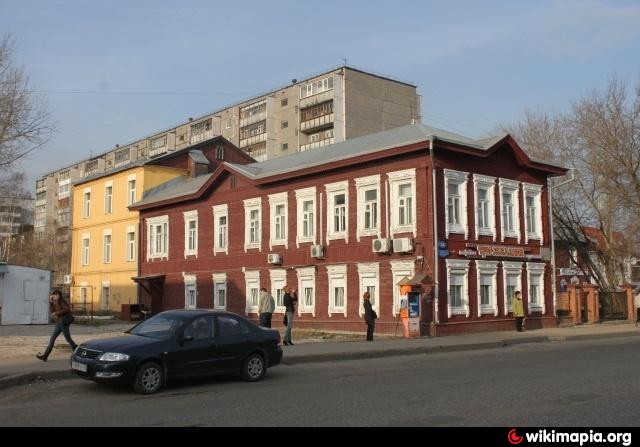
[230,176,236,189]
[216,145,225,160]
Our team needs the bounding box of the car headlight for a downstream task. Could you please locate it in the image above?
[98,352,130,362]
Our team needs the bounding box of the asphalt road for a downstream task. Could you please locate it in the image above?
[1,337,639,427]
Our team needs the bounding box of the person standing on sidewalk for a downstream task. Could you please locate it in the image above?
[36,290,77,361]
[363,291,377,341]
[258,287,275,328]
[513,290,525,332]
[634,288,640,328]
[282,286,298,345]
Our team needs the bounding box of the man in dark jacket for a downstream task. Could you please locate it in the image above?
[282,286,297,345]
[363,291,377,341]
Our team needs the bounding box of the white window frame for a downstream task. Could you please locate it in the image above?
[244,197,262,252]
[104,181,113,214]
[357,263,380,318]
[446,259,470,317]
[83,187,91,219]
[269,192,288,249]
[296,266,316,317]
[325,181,349,244]
[523,183,543,244]
[183,210,198,258]
[81,233,90,266]
[127,175,137,206]
[295,187,316,247]
[327,264,347,317]
[212,204,228,255]
[183,274,197,309]
[388,169,417,237]
[126,225,136,262]
[244,269,260,315]
[355,175,381,241]
[147,215,169,260]
[390,260,415,317]
[527,262,546,314]
[503,261,523,316]
[102,229,112,264]
[213,272,227,310]
[476,260,498,316]
[499,179,521,242]
[444,169,469,238]
[270,268,286,314]
[473,174,496,240]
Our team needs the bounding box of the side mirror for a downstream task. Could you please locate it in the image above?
[180,335,194,345]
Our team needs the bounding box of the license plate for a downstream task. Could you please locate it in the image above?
[72,361,87,372]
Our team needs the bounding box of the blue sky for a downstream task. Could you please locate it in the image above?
[2,0,640,189]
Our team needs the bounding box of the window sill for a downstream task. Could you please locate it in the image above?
[447,225,465,235]
[450,307,468,316]
[392,225,415,234]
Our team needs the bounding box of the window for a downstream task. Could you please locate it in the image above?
[326,181,348,243]
[358,263,380,318]
[388,169,417,236]
[473,174,496,240]
[244,198,261,251]
[213,273,227,310]
[184,275,197,309]
[269,192,288,248]
[281,120,288,129]
[126,229,136,261]
[527,263,546,314]
[191,119,212,143]
[184,316,215,340]
[216,145,224,160]
[247,142,267,162]
[101,284,110,311]
[499,179,520,241]
[127,178,136,206]
[281,98,288,107]
[240,121,266,140]
[270,269,286,313]
[83,189,91,218]
[84,160,99,177]
[523,183,543,243]
[446,259,470,317]
[213,204,228,254]
[218,315,242,336]
[114,147,130,166]
[225,119,232,130]
[151,135,167,150]
[355,175,380,240]
[240,101,266,120]
[81,235,90,266]
[104,184,112,214]
[390,260,414,316]
[297,266,316,316]
[444,169,469,238]
[183,210,198,257]
[300,76,334,99]
[281,143,288,151]
[103,232,112,264]
[476,260,498,316]
[147,215,169,259]
[327,264,347,316]
[300,101,334,121]
[244,270,260,314]
[503,261,523,315]
[296,187,316,245]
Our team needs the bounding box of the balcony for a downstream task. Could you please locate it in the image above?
[300,137,334,152]
[36,180,47,192]
[190,129,215,145]
[239,111,267,128]
[35,198,47,207]
[149,145,168,157]
[300,90,334,109]
[300,113,334,133]
[239,132,267,149]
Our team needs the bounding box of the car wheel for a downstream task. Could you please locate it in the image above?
[133,362,164,395]
[242,353,266,382]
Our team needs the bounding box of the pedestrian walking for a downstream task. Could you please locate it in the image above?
[634,288,640,328]
[36,290,77,361]
[282,286,298,345]
[362,291,377,341]
[258,287,275,328]
[513,290,525,332]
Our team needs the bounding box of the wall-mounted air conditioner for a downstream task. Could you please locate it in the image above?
[63,274,73,285]
[393,238,414,253]
[372,238,392,254]
[267,254,283,265]
[310,245,324,259]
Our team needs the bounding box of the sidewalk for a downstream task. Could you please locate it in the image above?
[1,321,638,390]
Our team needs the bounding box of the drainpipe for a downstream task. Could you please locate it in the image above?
[429,136,439,326]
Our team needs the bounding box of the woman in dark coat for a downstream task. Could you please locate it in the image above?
[363,291,377,341]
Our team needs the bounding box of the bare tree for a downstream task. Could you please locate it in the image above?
[0,34,53,168]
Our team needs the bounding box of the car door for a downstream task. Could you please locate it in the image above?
[166,315,219,377]
[214,315,252,372]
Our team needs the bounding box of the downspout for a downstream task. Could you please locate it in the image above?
[429,136,439,326]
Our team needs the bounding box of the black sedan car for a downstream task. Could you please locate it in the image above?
[71,309,283,394]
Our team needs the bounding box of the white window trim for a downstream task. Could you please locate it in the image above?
[444,169,469,238]
[388,169,417,237]
[325,181,349,244]
[83,187,91,219]
[476,260,499,316]
[499,179,521,242]
[104,181,113,214]
[473,174,496,241]
[390,260,415,317]
[183,210,198,258]
[503,261,523,316]
[212,204,229,255]
[244,269,260,316]
[127,174,137,206]
[357,262,380,318]
[270,268,287,314]
[147,215,169,261]
[327,264,347,317]
[523,183,543,245]
[183,273,197,310]
[213,272,227,310]
[244,197,262,252]
[296,266,316,317]
[102,228,112,264]
[446,259,470,318]
[269,192,288,249]
[125,225,136,262]
[527,262,546,315]
[81,233,90,266]
[295,187,317,247]
[355,175,381,241]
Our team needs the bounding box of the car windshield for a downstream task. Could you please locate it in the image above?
[129,314,183,340]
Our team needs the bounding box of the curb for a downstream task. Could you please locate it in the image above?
[0,370,75,391]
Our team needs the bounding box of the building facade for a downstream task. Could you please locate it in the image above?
[34,66,421,285]
[132,124,566,335]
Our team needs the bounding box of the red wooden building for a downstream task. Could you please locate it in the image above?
[131,124,567,335]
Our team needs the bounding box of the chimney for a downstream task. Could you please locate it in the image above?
[188,150,210,178]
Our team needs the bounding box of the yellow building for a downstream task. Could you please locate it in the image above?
[70,165,185,311]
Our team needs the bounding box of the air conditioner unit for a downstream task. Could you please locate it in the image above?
[393,237,414,253]
[372,238,392,254]
[310,245,324,259]
[62,274,73,285]
[267,254,283,265]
